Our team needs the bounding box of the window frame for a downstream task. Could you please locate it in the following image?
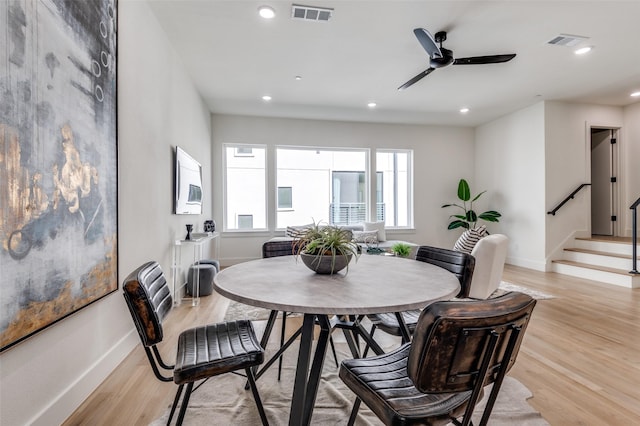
[222,143,268,232]
[221,144,413,233]
[375,149,414,229]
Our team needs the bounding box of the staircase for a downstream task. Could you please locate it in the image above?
[552,237,639,288]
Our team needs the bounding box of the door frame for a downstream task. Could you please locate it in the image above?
[585,123,622,237]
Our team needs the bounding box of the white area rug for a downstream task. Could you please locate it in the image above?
[150,343,548,425]
[153,309,549,425]
[497,281,555,300]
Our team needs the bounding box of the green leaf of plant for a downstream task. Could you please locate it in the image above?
[447,220,467,230]
[457,179,471,201]
[479,212,501,222]
[465,210,478,222]
[471,190,486,202]
[482,210,502,218]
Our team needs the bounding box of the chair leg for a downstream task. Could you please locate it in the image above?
[245,367,269,426]
[167,384,184,426]
[347,397,362,426]
[278,311,287,380]
[329,335,339,367]
[175,382,194,426]
[361,324,377,358]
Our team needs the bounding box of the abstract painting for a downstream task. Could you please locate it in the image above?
[0,0,118,352]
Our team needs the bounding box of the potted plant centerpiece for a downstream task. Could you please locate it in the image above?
[293,222,360,274]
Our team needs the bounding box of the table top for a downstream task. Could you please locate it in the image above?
[214,255,460,315]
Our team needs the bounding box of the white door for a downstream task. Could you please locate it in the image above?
[590,129,615,236]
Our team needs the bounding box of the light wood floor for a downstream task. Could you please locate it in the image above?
[64,264,640,425]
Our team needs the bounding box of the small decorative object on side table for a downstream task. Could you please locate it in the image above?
[366,246,386,255]
[204,220,215,232]
[185,224,193,240]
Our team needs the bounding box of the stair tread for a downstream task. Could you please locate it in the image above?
[552,259,637,275]
[564,247,637,260]
[575,237,634,245]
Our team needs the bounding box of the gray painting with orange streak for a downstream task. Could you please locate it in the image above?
[0,0,118,351]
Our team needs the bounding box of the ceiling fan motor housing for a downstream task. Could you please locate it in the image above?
[430,48,454,68]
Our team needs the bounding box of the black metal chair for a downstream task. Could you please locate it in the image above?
[340,291,536,426]
[122,261,269,426]
[364,245,476,347]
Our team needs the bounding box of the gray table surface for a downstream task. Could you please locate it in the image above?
[214,255,460,315]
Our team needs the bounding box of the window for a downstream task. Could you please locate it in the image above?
[237,214,254,229]
[234,147,253,156]
[277,187,293,209]
[276,147,367,227]
[331,171,383,224]
[376,150,412,227]
[223,145,413,232]
[224,144,266,230]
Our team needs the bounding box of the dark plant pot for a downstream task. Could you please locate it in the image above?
[300,252,352,274]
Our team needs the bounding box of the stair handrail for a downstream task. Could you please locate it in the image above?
[631,196,640,274]
[547,184,591,216]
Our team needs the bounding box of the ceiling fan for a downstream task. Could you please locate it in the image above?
[398,28,517,91]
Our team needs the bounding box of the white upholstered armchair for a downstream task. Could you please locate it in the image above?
[468,234,509,299]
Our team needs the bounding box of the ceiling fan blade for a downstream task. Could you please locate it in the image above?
[397,68,436,91]
[453,53,516,65]
[413,28,442,59]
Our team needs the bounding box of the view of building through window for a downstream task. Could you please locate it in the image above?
[277,186,293,209]
[224,145,266,230]
[223,144,412,230]
[277,148,366,227]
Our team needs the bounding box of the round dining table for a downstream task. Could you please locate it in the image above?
[214,254,460,426]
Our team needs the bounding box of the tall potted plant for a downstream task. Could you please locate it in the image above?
[442,179,501,230]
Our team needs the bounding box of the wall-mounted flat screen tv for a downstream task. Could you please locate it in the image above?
[174,146,203,215]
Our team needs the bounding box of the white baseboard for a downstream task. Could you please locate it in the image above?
[505,256,546,272]
[30,330,138,426]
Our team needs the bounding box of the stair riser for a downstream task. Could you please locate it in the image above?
[563,251,632,270]
[574,239,634,256]
[552,263,639,288]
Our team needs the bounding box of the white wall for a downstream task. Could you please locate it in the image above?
[623,102,640,237]
[0,1,213,425]
[475,102,547,270]
[544,101,624,258]
[210,114,475,265]
[476,100,638,270]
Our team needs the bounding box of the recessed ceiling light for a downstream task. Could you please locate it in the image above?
[262,95,272,101]
[258,5,275,19]
[367,102,377,108]
[631,91,640,97]
[295,75,302,81]
[574,46,592,55]
[459,107,470,114]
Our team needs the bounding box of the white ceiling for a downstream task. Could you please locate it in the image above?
[148,0,640,127]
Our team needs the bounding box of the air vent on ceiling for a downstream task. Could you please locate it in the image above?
[547,33,589,47]
[291,4,333,22]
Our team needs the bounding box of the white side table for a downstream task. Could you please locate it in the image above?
[172,232,220,306]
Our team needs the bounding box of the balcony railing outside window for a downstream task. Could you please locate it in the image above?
[330,203,385,225]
